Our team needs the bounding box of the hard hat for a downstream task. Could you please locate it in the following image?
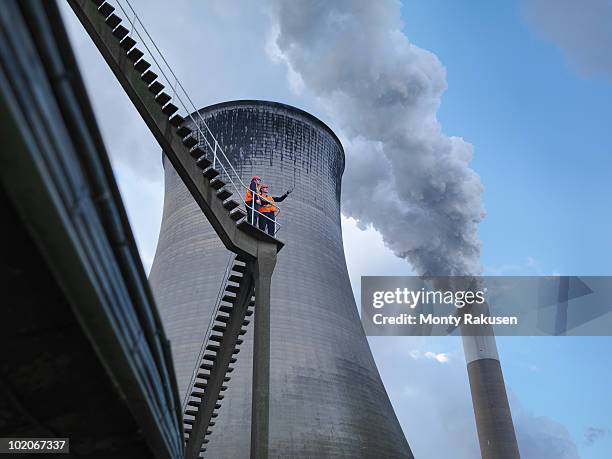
[251,175,261,181]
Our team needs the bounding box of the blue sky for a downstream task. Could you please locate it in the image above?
[397,1,612,457]
[61,1,612,457]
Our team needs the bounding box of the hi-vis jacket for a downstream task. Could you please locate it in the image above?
[245,189,257,204]
[260,192,288,213]
[259,194,278,213]
[245,182,260,206]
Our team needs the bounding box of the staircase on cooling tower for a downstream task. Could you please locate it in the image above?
[68,1,284,457]
[182,255,255,457]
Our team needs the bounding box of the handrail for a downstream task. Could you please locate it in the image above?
[181,253,236,412]
[109,0,282,235]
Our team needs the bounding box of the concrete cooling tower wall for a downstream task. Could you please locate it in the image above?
[149,100,413,458]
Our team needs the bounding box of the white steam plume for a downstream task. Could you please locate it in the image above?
[267,0,484,276]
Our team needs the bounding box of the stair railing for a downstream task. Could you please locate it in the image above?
[181,253,236,413]
[108,0,282,235]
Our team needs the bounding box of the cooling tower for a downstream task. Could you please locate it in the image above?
[149,100,412,458]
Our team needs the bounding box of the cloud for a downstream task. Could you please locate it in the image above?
[266,0,485,277]
[409,349,450,363]
[510,393,581,459]
[369,337,481,459]
[425,351,450,363]
[369,337,581,459]
[522,0,612,80]
[584,426,610,446]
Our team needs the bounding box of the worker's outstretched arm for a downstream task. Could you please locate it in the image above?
[273,190,292,202]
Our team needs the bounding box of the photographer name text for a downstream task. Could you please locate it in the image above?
[371,313,518,326]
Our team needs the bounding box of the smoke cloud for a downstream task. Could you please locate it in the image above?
[522,0,612,80]
[267,0,484,276]
[511,395,580,459]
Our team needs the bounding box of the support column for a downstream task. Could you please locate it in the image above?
[250,242,277,459]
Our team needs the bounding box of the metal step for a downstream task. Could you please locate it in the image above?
[120,35,136,51]
[155,92,171,106]
[169,114,184,127]
[212,324,226,333]
[176,125,191,137]
[223,199,240,211]
[196,155,212,169]
[217,188,232,200]
[134,58,150,74]
[230,208,246,221]
[189,146,205,160]
[203,167,219,180]
[222,294,236,304]
[126,47,143,62]
[112,25,129,40]
[105,13,121,29]
[162,103,178,116]
[148,81,164,96]
[183,135,198,149]
[225,284,240,294]
[209,177,225,190]
[141,70,157,85]
[215,314,229,324]
[98,3,114,18]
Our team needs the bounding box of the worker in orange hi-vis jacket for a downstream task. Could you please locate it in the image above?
[257,184,291,235]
